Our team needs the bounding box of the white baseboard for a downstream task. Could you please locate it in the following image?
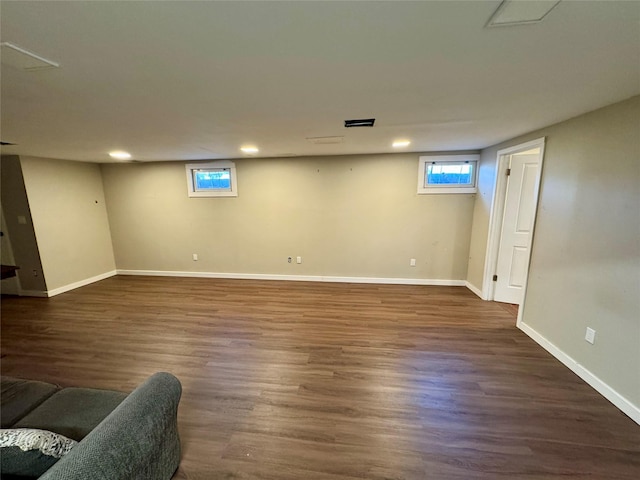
[46,270,117,297]
[465,281,484,299]
[116,269,466,287]
[518,321,640,425]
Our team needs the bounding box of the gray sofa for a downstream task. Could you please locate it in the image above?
[0,372,181,479]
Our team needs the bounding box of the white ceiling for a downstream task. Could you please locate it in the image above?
[1,1,638,163]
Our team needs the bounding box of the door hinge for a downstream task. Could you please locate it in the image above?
[506,168,511,176]
[493,274,498,281]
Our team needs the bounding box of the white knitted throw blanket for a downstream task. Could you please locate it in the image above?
[0,428,77,458]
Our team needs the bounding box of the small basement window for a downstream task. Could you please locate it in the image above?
[185,161,238,197]
[417,154,479,194]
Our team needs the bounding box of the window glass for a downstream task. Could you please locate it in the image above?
[194,169,231,191]
[426,163,473,186]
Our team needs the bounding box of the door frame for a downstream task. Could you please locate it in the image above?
[482,137,546,323]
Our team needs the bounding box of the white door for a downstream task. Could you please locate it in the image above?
[494,152,541,304]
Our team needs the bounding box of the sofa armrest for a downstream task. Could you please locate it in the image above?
[40,372,182,480]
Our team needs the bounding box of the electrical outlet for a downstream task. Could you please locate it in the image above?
[287,257,292,263]
[410,258,416,267]
[192,253,198,261]
[585,327,596,344]
[32,270,38,277]
[296,256,302,264]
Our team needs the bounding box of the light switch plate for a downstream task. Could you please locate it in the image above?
[585,327,596,344]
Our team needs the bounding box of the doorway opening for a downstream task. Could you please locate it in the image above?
[482,138,546,325]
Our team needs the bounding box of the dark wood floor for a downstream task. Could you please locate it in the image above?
[1,276,638,479]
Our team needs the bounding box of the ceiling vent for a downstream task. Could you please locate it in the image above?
[344,118,375,128]
[306,136,344,145]
[1,42,60,70]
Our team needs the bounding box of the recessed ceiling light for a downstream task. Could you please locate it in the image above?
[486,0,561,28]
[241,146,259,154]
[109,151,131,160]
[392,140,411,148]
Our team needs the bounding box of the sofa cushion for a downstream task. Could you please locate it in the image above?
[0,428,77,477]
[38,372,182,480]
[1,376,60,427]
[14,388,127,441]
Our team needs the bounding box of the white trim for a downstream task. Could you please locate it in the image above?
[482,154,510,299]
[116,269,466,286]
[0,42,60,69]
[185,160,238,198]
[493,138,547,156]
[419,186,478,195]
[45,270,117,297]
[517,321,640,425]
[486,0,561,28]
[417,154,479,195]
[465,281,483,299]
[482,137,546,300]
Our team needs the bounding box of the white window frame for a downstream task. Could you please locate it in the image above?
[185,160,238,198]
[417,154,479,194]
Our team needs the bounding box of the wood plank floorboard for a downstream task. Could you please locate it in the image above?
[1,276,638,479]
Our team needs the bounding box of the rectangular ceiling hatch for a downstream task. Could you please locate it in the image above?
[306,136,344,145]
[1,42,60,70]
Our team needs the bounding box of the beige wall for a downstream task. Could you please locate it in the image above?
[466,147,500,291]
[467,96,640,407]
[0,155,47,292]
[102,153,476,281]
[20,156,116,291]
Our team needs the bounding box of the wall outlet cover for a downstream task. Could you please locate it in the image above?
[585,327,596,344]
